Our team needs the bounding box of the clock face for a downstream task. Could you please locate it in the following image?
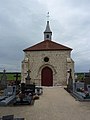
[44,57,49,62]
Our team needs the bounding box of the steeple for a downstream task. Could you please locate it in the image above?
[44,12,52,40]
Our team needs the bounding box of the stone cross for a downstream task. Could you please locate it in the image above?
[69,69,72,79]
[25,70,31,84]
[67,69,73,91]
[14,73,20,85]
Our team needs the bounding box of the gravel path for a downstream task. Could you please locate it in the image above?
[0,86,90,120]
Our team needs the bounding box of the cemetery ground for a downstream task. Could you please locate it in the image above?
[0,87,90,120]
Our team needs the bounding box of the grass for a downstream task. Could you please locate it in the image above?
[0,72,21,81]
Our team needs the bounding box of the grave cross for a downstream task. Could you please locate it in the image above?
[14,73,20,85]
[69,69,72,79]
[25,70,31,84]
[67,69,73,91]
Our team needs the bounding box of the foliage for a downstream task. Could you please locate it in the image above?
[76,73,84,81]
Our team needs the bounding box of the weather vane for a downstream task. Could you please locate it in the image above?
[47,12,50,21]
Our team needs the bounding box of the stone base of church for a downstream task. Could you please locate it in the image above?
[29,79,67,86]
[21,50,74,86]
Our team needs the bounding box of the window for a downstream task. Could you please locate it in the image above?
[44,57,49,62]
[46,35,49,38]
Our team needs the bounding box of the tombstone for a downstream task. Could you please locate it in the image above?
[21,83,25,93]
[25,84,35,94]
[75,82,84,90]
[67,69,73,92]
[0,69,7,89]
[2,115,14,120]
[1,115,25,120]
[4,85,16,96]
[14,83,33,105]
[35,86,43,95]
[0,86,16,106]
[25,70,31,84]
[84,71,90,91]
[87,85,90,95]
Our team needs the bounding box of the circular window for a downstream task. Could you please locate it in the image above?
[44,57,49,62]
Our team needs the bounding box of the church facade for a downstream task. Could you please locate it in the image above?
[21,20,74,86]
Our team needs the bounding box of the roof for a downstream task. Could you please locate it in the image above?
[23,40,72,52]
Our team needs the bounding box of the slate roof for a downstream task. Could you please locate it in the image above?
[44,21,52,33]
[23,40,72,52]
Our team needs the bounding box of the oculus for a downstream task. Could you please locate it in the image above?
[44,57,49,62]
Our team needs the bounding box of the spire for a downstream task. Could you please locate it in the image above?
[44,21,52,33]
[44,12,52,41]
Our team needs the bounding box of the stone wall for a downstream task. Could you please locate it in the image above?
[21,50,74,86]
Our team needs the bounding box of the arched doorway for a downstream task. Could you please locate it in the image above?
[41,67,53,86]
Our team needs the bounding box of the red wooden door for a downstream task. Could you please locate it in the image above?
[41,67,53,86]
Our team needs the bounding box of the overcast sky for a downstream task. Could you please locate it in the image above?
[0,0,90,72]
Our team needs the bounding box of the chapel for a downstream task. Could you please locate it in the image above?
[21,19,74,86]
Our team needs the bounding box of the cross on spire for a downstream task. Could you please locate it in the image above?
[44,12,52,41]
[47,12,50,21]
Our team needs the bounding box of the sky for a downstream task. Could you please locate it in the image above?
[0,0,90,72]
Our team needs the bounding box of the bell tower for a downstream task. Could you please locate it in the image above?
[44,12,52,40]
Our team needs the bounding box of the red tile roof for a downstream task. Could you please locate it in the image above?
[23,40,72,52]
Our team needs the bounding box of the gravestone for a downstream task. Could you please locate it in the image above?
[87,85,90,95]
[2,115,14,120]
[0,69,7,89]
[84,71,90,90]
[1,115,25,120]
[75,82,84,90]
[0,86,16,106]
[4,85,16,96]
[25,70,31,84]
